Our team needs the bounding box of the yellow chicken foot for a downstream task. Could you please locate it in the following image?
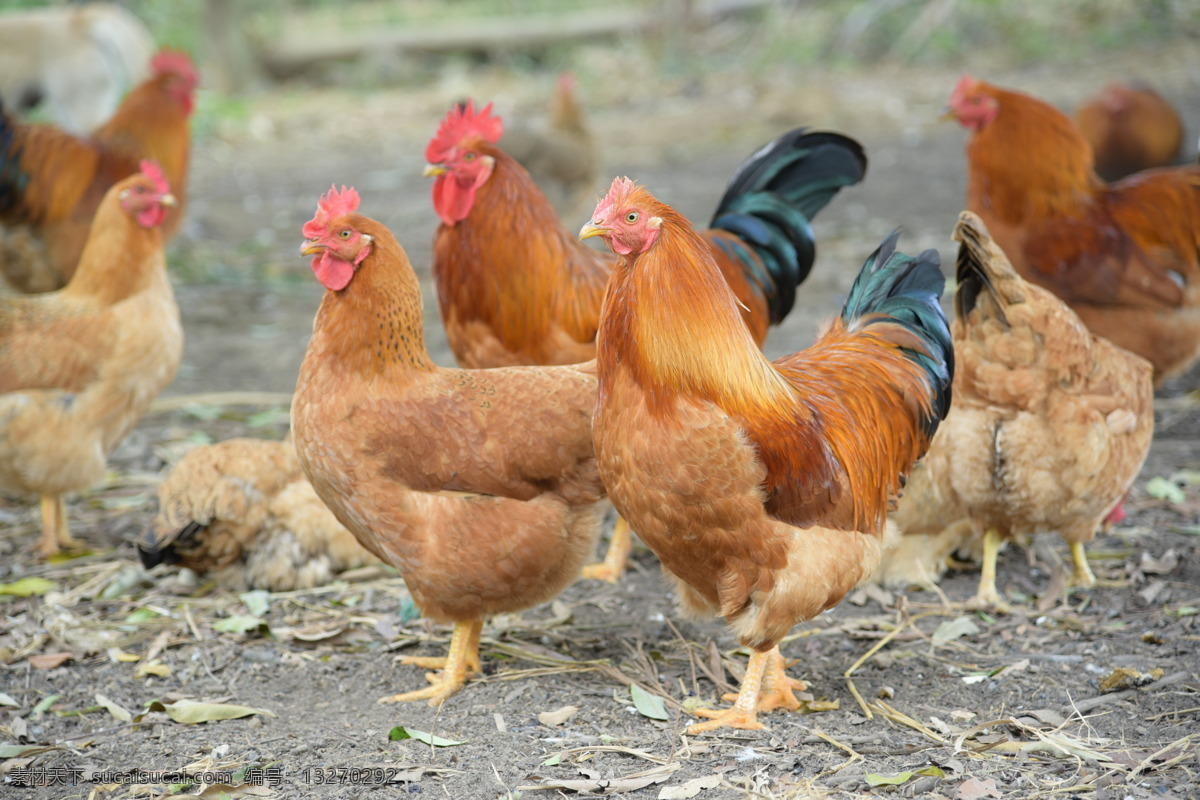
[688,648,773,733]
[38,495,79,557]
[581,516,633,583]
[718,646,807,713]
[399,620,483,674]
[380,619,482,706]
[1068,541,1096,588]
[966,528,1011,613]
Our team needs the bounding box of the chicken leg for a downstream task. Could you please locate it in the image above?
[1068,541,1096,588]
[38,495,79,557]
[581,516,633,583]
[967,528,1011,612]
[380,619,483,706]
[689,646,803,733]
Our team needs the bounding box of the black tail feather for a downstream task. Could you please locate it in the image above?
[710,128,867,323]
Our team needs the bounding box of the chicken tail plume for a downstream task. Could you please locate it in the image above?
[0,100,26,218]
[138,522,197,568]
[952,210,1022,325]
[710,128,867,323]
[842,229,954,436]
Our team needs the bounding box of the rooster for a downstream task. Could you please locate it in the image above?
[141,437,381,591]
[0,162,182,556]
[581,178,953,732]
[883,212,1154,610]
[291,186,607,705]
[425,101,866,579]
[947,75,1200,386]
[0,49,196,293]
[1074,81,1184,182]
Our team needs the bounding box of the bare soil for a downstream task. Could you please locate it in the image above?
[2,32,1199,800]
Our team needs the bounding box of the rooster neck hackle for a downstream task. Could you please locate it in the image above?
[63,188,165,303]
[311,218,435,379]
[597,209,794,418]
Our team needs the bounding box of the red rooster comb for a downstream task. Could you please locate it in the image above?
[303,185,361,239]
[592,177,640,221]
[425,100,503,163]
[139,160,170,195]
[151,49,197,84]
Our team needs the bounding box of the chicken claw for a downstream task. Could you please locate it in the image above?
[380,620,483,706]
[581,517,633,583]
[966,528,1012,613]
[38,495,80,557]
[687,648,775,734]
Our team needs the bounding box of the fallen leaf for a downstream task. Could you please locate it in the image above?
[0,744,60,759]
[1145,476,1185,505]
[239,590,271,617]
[0,692,19,707]
[867,770,917,786]
[148,699,275,724]
[520,763,678,794]
[1099,666,1163,693]
[213,615,267,634]
[95,693,132,722]
[659,773,721,798]
[956,777,1002,800]
[932,616,980,644]
[0,577,57,597]
[135,660,172,679]
[1140,549,1180,575]
[28,652,73,669]
[630,684,670,721]
[30,694,59,717]
[537,705,580,727]
[388,726,466,747]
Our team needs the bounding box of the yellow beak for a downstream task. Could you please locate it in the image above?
[300,240,325,256]
[423,163,447,178]
[579,221,609,241]
[159,193,178,208]
[939,107,957,122]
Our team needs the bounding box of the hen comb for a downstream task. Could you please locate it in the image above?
[151,49,197,84]
[139,160,170,195]
[303,185,361,239]
[949,74,980,107]
[425,100,503,163]
[592,176,640,221]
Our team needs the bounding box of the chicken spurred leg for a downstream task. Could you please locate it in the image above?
[689,646,807,733]
[581,516,633,583]
[967,528,1011,613]
[380,619,483,706]
[38,495,79,557]
[718,647,809,714]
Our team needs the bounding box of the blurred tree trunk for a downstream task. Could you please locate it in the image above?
[204,0,257,95]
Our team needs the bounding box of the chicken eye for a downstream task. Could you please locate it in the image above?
[339,230,351,239]
[464,152,477,161]
[626,212,638,223]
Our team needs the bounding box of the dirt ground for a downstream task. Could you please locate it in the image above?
[2,19,1199,800]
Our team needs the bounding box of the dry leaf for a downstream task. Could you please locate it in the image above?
[95,693,132,722]
[538,705,580,727]
[956,777,1002,800]
[659,774,721,799]
[28,652,72,669]
[135,660,172,679]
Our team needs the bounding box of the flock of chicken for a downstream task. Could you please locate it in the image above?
[0,46,1195,733]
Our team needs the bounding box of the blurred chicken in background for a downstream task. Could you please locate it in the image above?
[1074,81,1184,182]
[0,49,196,293]
[500,72,600,221]
[0,2,155,134]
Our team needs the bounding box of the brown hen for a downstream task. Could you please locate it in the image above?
[291,187,606,705]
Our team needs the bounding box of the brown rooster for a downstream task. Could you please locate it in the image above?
[1074,81,1184,182]
[582,178,953,732]
[141,436,381,591]
[0,162,182,556]
[425,101,865,580]
[948,75,1200,385]
[886,213,1154,610]
[0,49,196,293]
[291,186,607,705]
